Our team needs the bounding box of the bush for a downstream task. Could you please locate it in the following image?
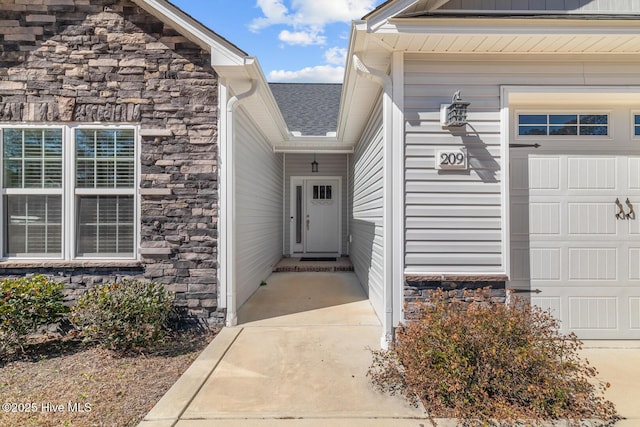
[0,275,68,356]
[368,288,618,426]
[70,280,174,352]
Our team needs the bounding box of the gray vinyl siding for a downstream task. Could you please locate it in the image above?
[350,98,384,321]
[439,0,639,13]
[404,55,640,274]
[235,108,283,307]
[284,153,349,255]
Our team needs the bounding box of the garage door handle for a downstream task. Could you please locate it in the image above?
[626,198,635,220]
[615,198,626,220]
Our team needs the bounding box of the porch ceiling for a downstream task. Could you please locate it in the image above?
[375,18,640,54]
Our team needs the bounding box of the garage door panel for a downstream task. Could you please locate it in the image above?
[531,296,562,320]
[568,248,617,281]
[568,157,617,190]
[630,299,640,329]
[529,157,561,189]
[627,157,640,189]
[628,249,640,280]
[531,248,561,280]
[568,297,618,330]
[530,203,560,234]
[568,203,617,234]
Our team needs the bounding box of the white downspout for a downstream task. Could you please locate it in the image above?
[353,54,394,348]
[224,79,258,327]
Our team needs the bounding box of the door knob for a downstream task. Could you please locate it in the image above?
[306,215,310,230]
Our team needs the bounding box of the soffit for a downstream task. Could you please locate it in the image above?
[373,17,640,54]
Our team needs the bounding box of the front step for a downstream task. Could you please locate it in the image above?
[272,257,354,273]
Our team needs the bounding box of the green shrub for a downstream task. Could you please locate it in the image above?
[0,275,68,356]
[368,288,618,426]
[70,280,174,352]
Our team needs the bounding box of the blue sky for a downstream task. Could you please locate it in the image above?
[169,0,386,83]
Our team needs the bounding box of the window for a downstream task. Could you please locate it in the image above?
[0,126,137,259]
[312,185,332,200]
[635,115,640,137]
[518,114,608,136]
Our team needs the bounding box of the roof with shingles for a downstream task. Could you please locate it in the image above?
[268,83,343,137]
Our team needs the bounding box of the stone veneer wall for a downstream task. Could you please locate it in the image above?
[0,0,221,323]
[404,276,507,319]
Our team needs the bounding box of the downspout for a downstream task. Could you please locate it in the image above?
[353,54,394,348]
[224,79,258,327]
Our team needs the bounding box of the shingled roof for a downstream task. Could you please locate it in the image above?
[268,83,343,137]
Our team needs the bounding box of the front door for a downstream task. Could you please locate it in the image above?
[290,178,340,256]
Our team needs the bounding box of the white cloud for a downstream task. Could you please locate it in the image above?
[324,47,347,65]
[250,0,290,31]
[268,65,345,83]
[251,0,376,32]
[289,0,375,27]
[279,30,326,46]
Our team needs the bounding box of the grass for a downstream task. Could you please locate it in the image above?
[0,328,218,427]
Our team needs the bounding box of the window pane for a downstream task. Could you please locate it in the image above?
[580,126,608,136]
[549,115,577,125]
[76,196,134,257]
[76,129,135,189]
[580,115,608,125]
[519,126,546,136]
[549,125,577,136]
[519,115,546,125]
[635,115,640,125]
[636,125,640,136]
[4,195,62,257]
[3,129,62,189]
[326,186,332,200]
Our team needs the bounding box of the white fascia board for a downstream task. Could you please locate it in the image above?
[385,17,640,36]
[364,0,420,31]
[131,0,246,67]
[241,58,291,143]
[337,22,390,145]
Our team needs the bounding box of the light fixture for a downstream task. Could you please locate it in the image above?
[441,90,470,127]
[311,153,318,173]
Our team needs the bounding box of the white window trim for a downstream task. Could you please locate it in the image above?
[632,111,640,140]
[515,110,613,141]
[0,123,140,262]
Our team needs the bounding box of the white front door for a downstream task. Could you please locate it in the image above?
[510,116,640,339]
[290,178,340,256]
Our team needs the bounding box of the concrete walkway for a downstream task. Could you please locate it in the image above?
[139,272,427,427]
[140,272,640,427]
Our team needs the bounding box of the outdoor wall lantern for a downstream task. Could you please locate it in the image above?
[441,90,470,127]
[311,154,319,173]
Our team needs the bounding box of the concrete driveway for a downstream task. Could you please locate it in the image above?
[140,273,640,427]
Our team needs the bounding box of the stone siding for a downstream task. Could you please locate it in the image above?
[404,277,507,319]
[0,0,221,323]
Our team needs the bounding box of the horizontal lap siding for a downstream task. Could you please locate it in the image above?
[351,99,384,320]
[405,57,504,273]
[236,109,283,307]
[440,0,637,13]
[404,55,640,274]
[284,153,349,255]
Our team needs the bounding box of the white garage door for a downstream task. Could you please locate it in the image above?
[510,112,640,339]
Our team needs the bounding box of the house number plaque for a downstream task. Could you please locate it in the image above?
[436,148,468,170]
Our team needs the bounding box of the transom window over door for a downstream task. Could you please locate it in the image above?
[0,126,137,260]
[518,113,609,136]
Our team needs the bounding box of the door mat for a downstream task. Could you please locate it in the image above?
[300,257,337,262]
